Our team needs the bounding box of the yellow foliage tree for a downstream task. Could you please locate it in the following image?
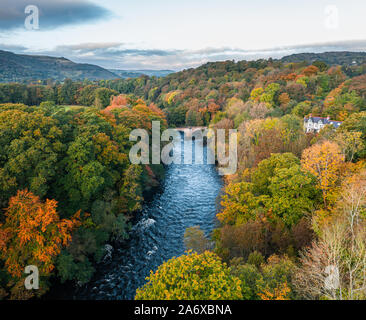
[218,182,258,225]
[135,251,243,300]
[258,282,291,300]
[301,141,345,207]
[250,87,264,102]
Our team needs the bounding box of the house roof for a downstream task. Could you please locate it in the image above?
[304,116,342,127]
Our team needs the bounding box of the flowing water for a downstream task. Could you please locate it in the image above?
[74,135,223,300]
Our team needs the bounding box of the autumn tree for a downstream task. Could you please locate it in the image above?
[229,255,295,300]
[279,92,290,110]
[333,131,364,162]
[292,101,313,118]
[303,65,319,77]
[135,251,242,300]
[184,226,210,254]
[0,190,81,297]
[250,87,264,102]
[247,102,269,119]
[294,217,366,300]
[294,170,366,300]
[339,111,366,160]
[301,141,345,206]
[207,102,220,116]
[218,182,259,225]
[219,153,320,228]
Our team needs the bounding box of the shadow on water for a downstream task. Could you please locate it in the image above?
[53,134,223,300]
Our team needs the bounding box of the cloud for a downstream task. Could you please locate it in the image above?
[279,40,366,53]
[57,44,177,57]
[43,43,182,68]
[56,42,123,51]
[0,0,111,31]
[79,40,366,70]
[2,39,366,70]
[0,44,28,52]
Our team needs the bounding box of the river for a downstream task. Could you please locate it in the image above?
[72,134,223,300]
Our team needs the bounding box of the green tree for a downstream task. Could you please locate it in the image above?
[94,88,118,109]
[266,165,320,227]
[0,109,63,205]
[58,79,77,105]
[251,153,300,195]
[77,85,97,106]
[339,111,366,159]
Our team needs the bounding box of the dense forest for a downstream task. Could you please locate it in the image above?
[0,54,366,300]
[0,97,167,299]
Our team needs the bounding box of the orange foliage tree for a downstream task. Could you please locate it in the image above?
[279,92,290,107]
[258,282,291,300]
[102,95,167,131]
[301,141,345,206]
[0,190,81,278]
[208,102,220,116]
[303,65,319,77]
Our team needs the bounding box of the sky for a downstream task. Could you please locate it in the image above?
[0,0,366,70]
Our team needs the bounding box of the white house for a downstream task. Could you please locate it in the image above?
[304,116,342,133]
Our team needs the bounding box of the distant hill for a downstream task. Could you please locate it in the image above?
[2,49,366,83]
[0,50,118,82]
[281,51,366,66]
[109,69,175,78]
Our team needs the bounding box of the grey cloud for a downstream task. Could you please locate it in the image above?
[254,40,366,58]
[77,40,366,69]
[0,0,111,31]
[102,49,180,57]
[57,43,123,51]
[279,40,366,52]
[187,41,366,60]
[3,39,366,70]
[0,43,28,51]
[52,43,179,57]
